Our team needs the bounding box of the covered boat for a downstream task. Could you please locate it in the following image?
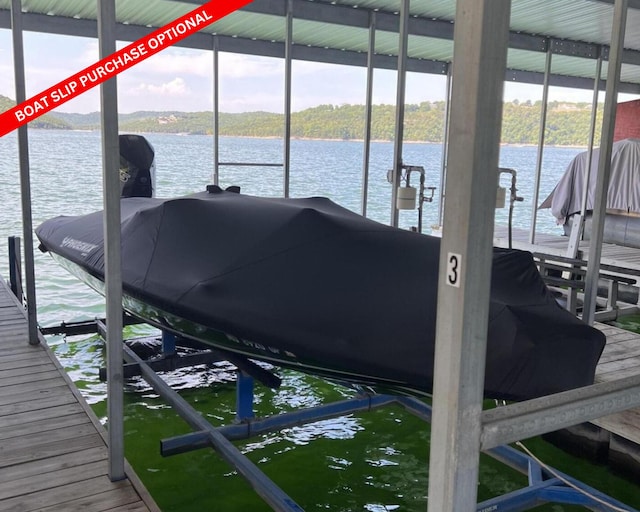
[540,138,640,247]
[36,186,605,402]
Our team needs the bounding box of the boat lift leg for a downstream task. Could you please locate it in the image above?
[117,339,637,511]
[122,344,304,511]
[236,371,255,422]
[162,331,176,356]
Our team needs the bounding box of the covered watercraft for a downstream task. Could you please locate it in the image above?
[36,186,605,402]
[540,138,640,247]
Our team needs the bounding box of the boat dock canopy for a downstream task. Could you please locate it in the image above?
[2,0,640,93]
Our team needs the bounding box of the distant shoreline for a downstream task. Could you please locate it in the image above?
[50,128,589,149]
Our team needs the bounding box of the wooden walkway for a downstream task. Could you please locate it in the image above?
[593,322,640,446]
[492,227,640,445]
[0,279,158,512]
[494,225,640,271]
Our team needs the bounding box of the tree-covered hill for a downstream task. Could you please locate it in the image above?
[0,94,72,130]
[115,101,602,146]
[0,93,605,146]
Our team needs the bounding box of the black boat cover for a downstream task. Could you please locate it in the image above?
[36,188,605,401]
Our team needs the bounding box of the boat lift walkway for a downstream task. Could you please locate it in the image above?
[0,275,158,512]
[494,226,640,271]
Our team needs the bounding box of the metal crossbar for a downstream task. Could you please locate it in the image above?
[108,332,639,512]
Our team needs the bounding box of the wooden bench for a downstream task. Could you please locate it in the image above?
[532,252,638,315]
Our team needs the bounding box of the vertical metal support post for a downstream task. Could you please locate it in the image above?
[390,0,409,227]
[97,0,125,481]
[8,236,23,301]
[427,1,510,510]
[212,35,220,187]
[11,0,38,345]
[438,65,452,226]
[161,331,176,356]
[361,11,376,217]
[236,371,255,422]
[529,42,552,244]
[283,0,293,198]
[583,0,627,326]
[568,52,604,258]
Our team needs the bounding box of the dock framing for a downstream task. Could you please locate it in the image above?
[0,277,158,512]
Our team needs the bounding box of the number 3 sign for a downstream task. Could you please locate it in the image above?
[447,252,461,288]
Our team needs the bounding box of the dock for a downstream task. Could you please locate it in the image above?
[0,277,158,512]
[494,225,640,271]
[593,322,640,445]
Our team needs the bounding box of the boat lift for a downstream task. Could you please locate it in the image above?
[94,327,637,512]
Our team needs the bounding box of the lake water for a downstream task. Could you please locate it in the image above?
[1,130,638,511]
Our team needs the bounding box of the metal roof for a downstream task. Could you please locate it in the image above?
[1,0,640,93]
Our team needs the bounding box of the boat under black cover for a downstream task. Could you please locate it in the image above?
[36,187,605,401]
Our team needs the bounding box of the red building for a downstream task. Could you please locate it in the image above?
[614,99,640,141]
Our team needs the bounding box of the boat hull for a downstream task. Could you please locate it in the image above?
[37,189,606,401]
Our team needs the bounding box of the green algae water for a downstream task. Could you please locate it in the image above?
[47,331,640,511]
[3,130,640,510]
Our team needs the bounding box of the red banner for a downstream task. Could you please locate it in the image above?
[0,0,251,137]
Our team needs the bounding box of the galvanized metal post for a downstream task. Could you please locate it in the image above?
[361,11,376,217]
[10,0,39,345]
[438,65,452,226]
[583,0,627,326]
[97,0,125,481]
[567,51,604,258]
[283,0,293,198]
[213,35,220,187]
[390,0,409,227]
[427,1,510,510]
[529,42,552,244]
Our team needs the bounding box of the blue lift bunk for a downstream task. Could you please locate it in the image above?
[112,330,636,512]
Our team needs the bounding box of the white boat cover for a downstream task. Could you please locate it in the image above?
[540,138,640,223]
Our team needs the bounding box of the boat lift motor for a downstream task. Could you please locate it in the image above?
[497,167,524,248]
[119,134,156,198]
[388,164,436,233]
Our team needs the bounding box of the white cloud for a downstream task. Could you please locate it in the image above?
[135,48,212,77]
[222,91,285,113]
[219,53,283,78]
[77,40,99,67]
[131,77,190,96]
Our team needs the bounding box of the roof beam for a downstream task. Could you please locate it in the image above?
[2,0,640,93]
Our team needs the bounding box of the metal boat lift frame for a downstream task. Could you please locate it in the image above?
[7,0,640,509]
[110,334,637,511]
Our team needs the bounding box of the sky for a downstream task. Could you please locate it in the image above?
[1,29,638,115]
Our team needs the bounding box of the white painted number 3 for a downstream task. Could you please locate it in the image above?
[447,252,461,288]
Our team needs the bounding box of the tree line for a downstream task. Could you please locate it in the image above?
[116,101,604,146]
[0,94,604,146]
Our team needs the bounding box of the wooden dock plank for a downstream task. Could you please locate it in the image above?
[0,446,107,483]
[590,322,640,446]
[0,433,105,469]
[37,486,142,512]
[0,376,69,397]
[0,278,157,512]
[0,350,52,368]
[0,364,58,381]
[0,411,91,440]
[0,460,108,502]
[0,385,73,408]
[592,409,640,446]
[599,339,640,363]
[0,401,84,426]
[0,369,62,387]
[0,475,131,512]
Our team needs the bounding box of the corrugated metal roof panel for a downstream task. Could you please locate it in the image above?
[1,0,640,90]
